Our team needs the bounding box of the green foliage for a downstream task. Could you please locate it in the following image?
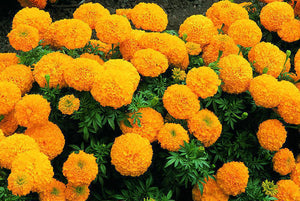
[17,44,53,66]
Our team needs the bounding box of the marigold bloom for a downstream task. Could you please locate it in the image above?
[131,48,168,77]
[273,148,296,175]
[186,67,221,99]
[192,176,229,201]
[15,94,51,128]
[79,53,104,65]
[119,29,145,60]
[278,80,300,104]
[120,107,164,143]
[39,179,66,201]
[275,180,300,201]
[277,95,300,125]
[17,0,47,9]
[65,183,90,201]
[0,81,21,115]
[188,109,222,147]
[172,68,186,81]
[89,39,112,55]
[0,134,40,169]
[216,161,249,196]
[277,19,300,43]
[73,2,110,29]
[0,53,20,73]
[111,133,153,177]
[179,15,218,47]
[295,49,300,76]
[162,84,200,120]
[202,34,239,65]
[58,95,80,115]
[63,151,98,185]
[129,3,168,32]
[34,52,73,89]
[256,119,287,151]
[63,58,104,91]
[219,54,253,94]
[185,42,202,56]
[8,24,39,52]
[12,7,52,39]
[249,74,281,108]
[0,110,18,136]
[95,14,131,44]
[157,123,189,152]
[8,171,33,196]
[0,64,34,95]
[291,163,300,187]
[260,2,294,32]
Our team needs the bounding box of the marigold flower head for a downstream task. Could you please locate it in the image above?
[0,53,20,73]
[202,34,239,65]
[291,163,300,187]
[65,183,90,201]
[63,151,98,185]
[58,95,80,115]
[163,84,200,120]
[95,14,131,44]
[157,123,189,152]
[7,171,33,196]
[185,42,202,56]
[73,2,110,29]
[79,53,104,65]
[186,67,221,99]
[262,180,278,197]
[188,109,222,147]
[129,3,168,32]
[179,15,218,47]
[89,39,112,54]
[216,161,249,196]
[33,52,73,89]
[273,148,296,175]
[172,68,186,81]
[63,58,104,91]
[275,180,300,201]
[219,54,253,94]
[277,95,300,125]
[0,81,21,115]
[15,94,51,128]
[295,49,300,76]
[0,134,40,169]
[278,80,300,104]
[39,178,66,201]
[192,176,229,201]
[120,107,164,143]
[0,110,18,136]
[17,0,47,9]
[249,74,281,108]
[8,24,39,52]
[256,119,287,151]
[0,64,34,95]
[277,19,300,43]
[131,48,168,77]
[260,2,294,32]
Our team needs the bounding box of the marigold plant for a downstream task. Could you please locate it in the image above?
[58,94,80,115]
[39,179,66,201]
[273,148,296,175]
[65,183,90,201]
[277,19,300,43]
[275,180,300,201]
[277,95,300,125]
[7,171,33,196]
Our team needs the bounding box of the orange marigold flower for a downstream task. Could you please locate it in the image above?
[186,67,221,99]
[277,95,300,125]
[228,19,262,47]
[79,53,104,65]
[172,68,186,81]
[11,150,54,193]
[0,134,40,169]
[33,52,73,89]
[188,109,222,147]
[0,110,18,136]
[216,161,249,196]
[0,64,34,95]
[63,58,104,91]
[73,2,110,29]
[63,151,98,185]
[278,80,300,104]
[291,163,300,187]
[260,2,294,32]
[248,42,290,78]
[295,49,300,76]
[111,133,153,177]
[65,183,90,201]
[202,34,239,65]
[256,119,287,151]
[162,84,200,120]
[15,94,51,128]
[12,7,52,39]
[129,3,168,32]
[192,176,229,201]
[120,107,164,143]
[0,53,20,73]
[179,15,218,47]
[95,14,131,44]
[89,39,112,55]
[131,48,168,77]
[185,42,202,56]
[277,19,300,43]
[25,121,65,160]
[17,0,47,9]
[7,24,39,52]
[219,54,253,94]
[39,178,66,201]
[275,180,300,201]
[249,74,281,108]
[157,123,189,152]
[273,148,296,175]
[58,95,80,115]
[8,171,33,196]
[0,81,21,115]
